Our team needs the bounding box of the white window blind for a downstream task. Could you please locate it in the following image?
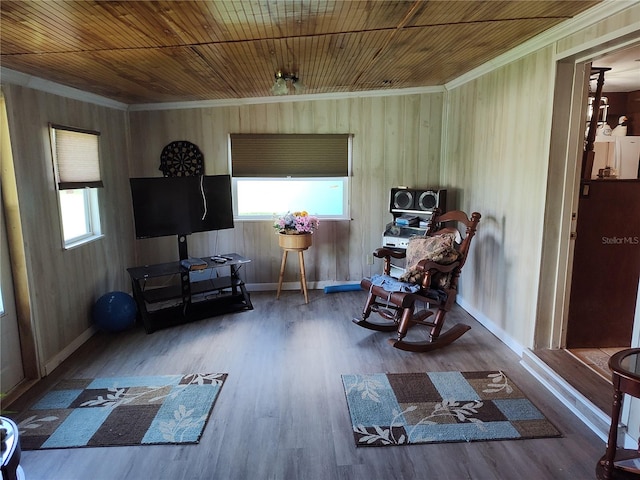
[51,124,103,189]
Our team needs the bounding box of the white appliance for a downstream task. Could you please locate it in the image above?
[592,136,640,179]
[615,136,640,179]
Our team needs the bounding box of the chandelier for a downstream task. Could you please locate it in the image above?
[271,71,303,95]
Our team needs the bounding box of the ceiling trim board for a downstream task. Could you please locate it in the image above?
[127,85,446,112]
[0,68,128,111]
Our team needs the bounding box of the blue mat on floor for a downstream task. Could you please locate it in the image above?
[12,373,227,449]
[342,370,561,447]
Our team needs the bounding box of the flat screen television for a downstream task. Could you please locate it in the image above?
[129,175,234,239]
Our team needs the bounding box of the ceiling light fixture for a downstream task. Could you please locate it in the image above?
[271,71,303,95]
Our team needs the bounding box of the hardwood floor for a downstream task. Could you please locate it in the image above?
[10,291,605,480]
[532,348,614,415]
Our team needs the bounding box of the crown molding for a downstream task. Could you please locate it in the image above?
[128,85,445,112]
[0,67,128,111]
[445,0,639,91]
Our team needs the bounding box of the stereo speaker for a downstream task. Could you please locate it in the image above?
[415,189,446,212]
[390,188,415,211]
[390,188,446,213]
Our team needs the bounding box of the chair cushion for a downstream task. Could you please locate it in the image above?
[369,274,421,293]
[399,233,461,288]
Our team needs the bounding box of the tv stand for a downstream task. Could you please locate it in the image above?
[177,233,189,260]
[127,253,253,333]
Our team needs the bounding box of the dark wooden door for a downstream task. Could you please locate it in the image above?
[566,180,640,348]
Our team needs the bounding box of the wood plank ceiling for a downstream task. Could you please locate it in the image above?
[0,1,600,105]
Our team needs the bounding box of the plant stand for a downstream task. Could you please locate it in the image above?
[277,233,312,304]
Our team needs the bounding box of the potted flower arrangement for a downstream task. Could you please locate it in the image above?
[274,211,319,249]
[273,211,319,235]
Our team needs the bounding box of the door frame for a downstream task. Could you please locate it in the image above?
[1,179,25,393]
[0,90,41,403]
[535,36,640,351]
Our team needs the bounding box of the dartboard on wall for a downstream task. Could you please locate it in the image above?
[159,140,204,177]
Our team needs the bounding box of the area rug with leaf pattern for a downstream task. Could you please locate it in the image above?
[341,371,561,447]
[12,373,227,450]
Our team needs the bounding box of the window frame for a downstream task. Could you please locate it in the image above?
[231,176,350,220]
[49,124,103,249]
[57,187,102,248]
[229,134,352,221]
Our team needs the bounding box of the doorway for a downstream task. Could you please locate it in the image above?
[564,46,640,378]
[535,39,640,407]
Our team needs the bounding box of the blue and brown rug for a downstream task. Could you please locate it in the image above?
[342,370,560,447]
[12,373,227,449]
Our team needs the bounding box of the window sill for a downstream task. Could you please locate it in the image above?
[63,233,104,250]
[234,216,351,222]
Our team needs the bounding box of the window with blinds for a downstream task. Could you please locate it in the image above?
[51,125,103,189]
[229,133,352,220]
[230,134,349,177]
[49,124,103,248]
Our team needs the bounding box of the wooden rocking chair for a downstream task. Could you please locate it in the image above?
[354,210,481,352]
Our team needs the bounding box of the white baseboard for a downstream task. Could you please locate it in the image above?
[44,325,96,376]
[456,295,524,357]
[520,349,610,442]
[455,295,621,445]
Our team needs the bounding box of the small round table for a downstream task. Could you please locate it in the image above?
[597,348,640,479]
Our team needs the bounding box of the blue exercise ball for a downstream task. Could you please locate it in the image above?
[93,291,137,332]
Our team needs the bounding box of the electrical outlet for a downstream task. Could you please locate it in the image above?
[366,254,374,265]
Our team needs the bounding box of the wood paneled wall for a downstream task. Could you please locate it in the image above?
[442,47,555,347]
[441,2,640,350]
[2,84,135,372]
[128,94,444,288]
